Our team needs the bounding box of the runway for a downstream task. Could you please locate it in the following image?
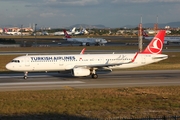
[0,70,180,91]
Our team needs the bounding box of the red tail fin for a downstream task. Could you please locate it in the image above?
[4,28,8,33]
[142,30,166,54]
[63,30,71,38]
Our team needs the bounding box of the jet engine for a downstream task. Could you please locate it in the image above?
[82,43,86,46]
[81,42,90,46]
[71,68,90,76]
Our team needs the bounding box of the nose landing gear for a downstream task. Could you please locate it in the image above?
[24,71,28,79]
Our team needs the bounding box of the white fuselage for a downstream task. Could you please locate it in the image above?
[54,28,76,36]
[6,53,167,72]
[54,31,74,36]
[67,38,107,44]
[164,37,180,43]
[144,36,180,44]
[5,32,21,35]
[54,31,64,36]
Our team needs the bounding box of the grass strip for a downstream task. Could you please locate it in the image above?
[0,86,179,119]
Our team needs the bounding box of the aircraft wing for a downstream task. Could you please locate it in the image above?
[75,61,131,69]
[74,52,138,69]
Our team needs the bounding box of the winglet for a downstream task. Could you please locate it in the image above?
[63,30,71,38]
[142,30,166,54]
[80,48,86,54]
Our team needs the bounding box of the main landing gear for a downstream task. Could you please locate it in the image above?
[91,74,98,79]
[90,69,98,79]
[24,71,28,79]
[22,71,98,79]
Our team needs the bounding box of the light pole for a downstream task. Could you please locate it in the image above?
[21,25,23,47]
[35,24,37,47]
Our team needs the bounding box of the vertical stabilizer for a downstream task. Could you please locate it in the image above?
[142,30,165,54]
[63,30,71,38]
[4,28,8,33]
[71,27,76,33]
[142,30,148,37]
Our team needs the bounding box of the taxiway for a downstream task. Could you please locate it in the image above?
[0,70,179,91]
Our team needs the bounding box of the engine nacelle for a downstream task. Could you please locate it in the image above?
[71,68,90,77]
[81,42,90,46]
[82,43,86,46]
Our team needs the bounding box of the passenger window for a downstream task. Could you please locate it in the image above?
[11,60,20,63]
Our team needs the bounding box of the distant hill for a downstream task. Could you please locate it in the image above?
[2,21,180,29]
[70,21,180,29]
[160,21,180,28]
[123,21,180,28]
[69,24,109,29]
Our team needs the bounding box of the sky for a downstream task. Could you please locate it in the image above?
[0,0,180,28]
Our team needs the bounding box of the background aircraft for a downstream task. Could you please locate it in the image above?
[41,31,49,35]
[6,30,167,79]
[54,27,76,36]
[74,28,89,35]
[145,29,171,34]
[4,28,21,35]
[63,30,107,46]
[143,30,180,44]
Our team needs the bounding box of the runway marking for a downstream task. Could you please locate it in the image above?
[0,81,85,86]
[0,81,179,91]
[0,75,55,79]
[0,81,179,87]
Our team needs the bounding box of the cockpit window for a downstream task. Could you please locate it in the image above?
[11,60,20,63]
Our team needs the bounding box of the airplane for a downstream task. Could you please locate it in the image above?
[54,27,76,36]
[63,30,107,46]
[143,30,180,44]
[41,31,49,35]
[6,30,168,79]
[74,28,89,35]
[145,29,171,34]
[74,28,86,35]
[4,28,21,35]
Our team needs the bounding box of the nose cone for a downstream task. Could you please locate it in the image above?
[6,63,13,71]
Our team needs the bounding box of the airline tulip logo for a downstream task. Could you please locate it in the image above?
[148,37,163,54]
